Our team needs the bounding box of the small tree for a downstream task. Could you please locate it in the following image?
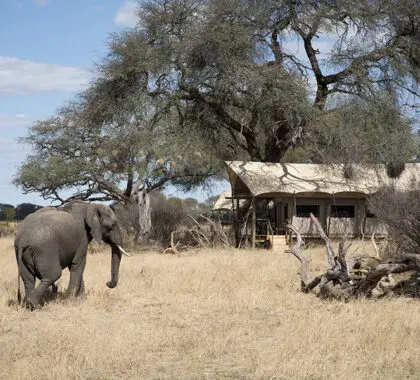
[150,195,186,246]
[0,205,16,221]
[15,203,43,221]
[369,180,420,254]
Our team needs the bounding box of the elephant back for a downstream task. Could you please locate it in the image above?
[15,207,82,248]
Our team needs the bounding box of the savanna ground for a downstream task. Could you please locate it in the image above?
[1,236,420,380]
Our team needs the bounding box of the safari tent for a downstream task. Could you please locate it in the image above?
[225,161,420,248]
[211,190,235,226]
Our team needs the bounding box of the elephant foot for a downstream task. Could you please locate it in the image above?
[51,283,58,295]
[23,298,41,311]
[40,286,59,304]
[65,288,84,298]
[106,281,117,289]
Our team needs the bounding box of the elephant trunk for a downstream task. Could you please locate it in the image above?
[106,245,122,289]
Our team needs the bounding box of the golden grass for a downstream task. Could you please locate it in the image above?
[2,236,420,379]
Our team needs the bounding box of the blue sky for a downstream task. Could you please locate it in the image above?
[0,0,230,205]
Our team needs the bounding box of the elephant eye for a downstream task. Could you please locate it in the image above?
[104,221,115,231]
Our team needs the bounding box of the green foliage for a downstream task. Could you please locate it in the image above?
[369,181,420,253]
[95,0,419,164]
[150,195,186,246]
[309,94,419,165]
[182,197,198,214]
[15,203,43,221]
[0,206,16,221]
[14,93,219,203]
[114,192,209,246]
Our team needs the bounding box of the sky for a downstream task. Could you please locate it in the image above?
[0,0,230,206]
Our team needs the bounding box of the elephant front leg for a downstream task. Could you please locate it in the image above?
[78,277,85,297]
[67,258,86,297]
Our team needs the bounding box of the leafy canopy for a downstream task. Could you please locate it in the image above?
[15,0,420,203]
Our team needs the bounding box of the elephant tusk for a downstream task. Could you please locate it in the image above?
[117,245,131,257]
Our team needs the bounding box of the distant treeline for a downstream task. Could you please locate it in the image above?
[0,203,43,221]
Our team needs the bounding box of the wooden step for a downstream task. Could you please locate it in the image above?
[270,235,289,249]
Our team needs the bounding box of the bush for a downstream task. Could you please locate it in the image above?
[15,203,43,220]
[112,202,140,249]
[0,204,15,221]
[150,196,186,247]
[114,193,200,248]
[369,180,420,254]
[0,221,18,237]
[114,192,221,249]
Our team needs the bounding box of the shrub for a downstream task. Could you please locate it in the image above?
[0,221,18,237]
[369,180,420,254]
[150,196,186,247]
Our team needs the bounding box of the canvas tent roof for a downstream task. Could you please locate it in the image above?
[226,161,420,197]
[212,190,234,211]
[212,190,247,211]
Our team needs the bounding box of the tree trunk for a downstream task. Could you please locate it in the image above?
[136,189,151,243]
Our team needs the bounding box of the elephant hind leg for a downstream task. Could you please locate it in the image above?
[26,263,62,310]
[20,263,35,305]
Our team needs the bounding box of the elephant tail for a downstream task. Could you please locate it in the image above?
[16,246,23,305]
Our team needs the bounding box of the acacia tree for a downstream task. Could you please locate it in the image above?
[95,0,419,165]
[14,86,218,241]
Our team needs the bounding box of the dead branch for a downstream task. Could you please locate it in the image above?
[199,214,230,248]
[309,213,336,268]
[186,214,231,249]
[338,241,351,282]
[287,224,310,291]
[188,229,208,248]
[287,215,420,301]
[371,233,381,260]
[188,215,202,230]
[198,214,214,224]
[172,231,181,253]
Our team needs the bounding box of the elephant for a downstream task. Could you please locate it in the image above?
[14,201,130,309]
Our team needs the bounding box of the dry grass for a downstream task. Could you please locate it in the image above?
[0,221,18,237]
[1,237,420,380]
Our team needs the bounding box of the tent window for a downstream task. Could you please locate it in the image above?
[331,205,355,218]
[296,205,320,218]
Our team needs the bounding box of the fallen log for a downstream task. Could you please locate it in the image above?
[288,214,420,300]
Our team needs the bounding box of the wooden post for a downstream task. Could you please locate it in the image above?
[326,198,331,237]
[235,198,240,248]
[251,198,256,250]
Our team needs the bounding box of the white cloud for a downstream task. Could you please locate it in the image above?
[0,114,35,130]
[114,1,138,27]
[0,57,91,94]
[34,0,49,7]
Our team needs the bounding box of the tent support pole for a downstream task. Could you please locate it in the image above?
[252,197,256,250]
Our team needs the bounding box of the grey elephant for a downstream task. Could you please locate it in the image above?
[14,201,130,309]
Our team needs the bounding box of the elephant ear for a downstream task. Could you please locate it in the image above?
[86,206,103,244]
